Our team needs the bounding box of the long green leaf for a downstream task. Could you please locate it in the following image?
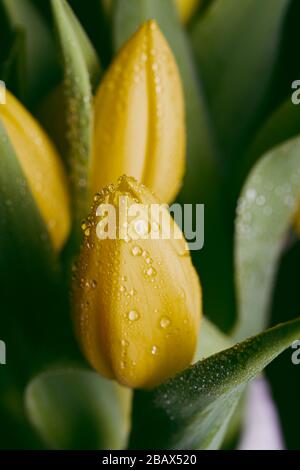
[129,317,300,449]
[25,369,131,450]
[51,0,101,243]
[234,136,300,340]
[58,0,102,91]
[191,0,291,159]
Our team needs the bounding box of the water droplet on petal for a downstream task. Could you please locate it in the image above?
[145,267,157,277]
[129,288,136,297]
[128,310,140,321]
[131,245,142,257]
[160,317,171,329]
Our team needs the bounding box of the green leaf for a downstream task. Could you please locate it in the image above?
[58,0,102,91]
[129,317,300,450]
[234,136,300,340]
[25,369,132,450]
[190,0,291,158]
[51,0,101,244]
[0,0,59,105]
[113,0,219,203]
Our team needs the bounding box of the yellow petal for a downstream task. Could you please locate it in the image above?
[174,0,201,23]
[92,20,185,204]
[73,176,202,389]
[0,90,71,251]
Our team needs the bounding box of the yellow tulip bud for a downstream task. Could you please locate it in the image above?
[174,0,201,23]
[73,176,201,388]
[0,90,71,251]
[92,20,185,204]
[295,207,300,235]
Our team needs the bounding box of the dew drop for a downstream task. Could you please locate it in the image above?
[145,267,157,277]
[128,310,140,321]
[134,219,149,236]
[180,288,186,300]
[132,246,142,257]
[160,317,171,329]
[256,195,266,206]
[151,345,158,355]
[129,288,136,297]
[246,189,257,201]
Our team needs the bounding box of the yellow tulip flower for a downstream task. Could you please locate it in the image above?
[92,20,185,204]
[175,0,201,23]
[73,176,202,388]
[0,90,71,251]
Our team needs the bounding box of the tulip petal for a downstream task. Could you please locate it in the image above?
[0,90,71,251]
[73,177,202,388]
[113,0,219,204]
